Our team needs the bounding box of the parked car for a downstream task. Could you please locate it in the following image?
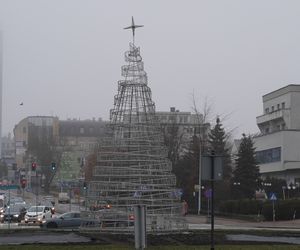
[58,192,70,204]
[43,195,55,206]
[40,200,55,214]
[0,204,27,223]
[40,212,82,229]
[24,206,52,224]
[8,197,25,206]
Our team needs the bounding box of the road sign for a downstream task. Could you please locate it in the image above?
[204,189,212,199]
[270,192,277,201]
[0,185,19,190]
[201,156,223,180]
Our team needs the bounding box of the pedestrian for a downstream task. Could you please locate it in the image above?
[182,200,188,216]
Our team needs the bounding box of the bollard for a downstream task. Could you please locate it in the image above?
[134,205,146,250]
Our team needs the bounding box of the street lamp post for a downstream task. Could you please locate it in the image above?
[198,138,202,215]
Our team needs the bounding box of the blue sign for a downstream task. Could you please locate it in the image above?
[205,189,212,198]
[0,185,19,190]
[269,192,277,201]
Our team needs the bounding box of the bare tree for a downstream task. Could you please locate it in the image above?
[162,121,185,166]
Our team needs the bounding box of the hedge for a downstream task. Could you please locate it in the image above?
[219,198,300,221]
[218,199,262,215]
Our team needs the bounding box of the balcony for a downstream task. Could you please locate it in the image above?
[256,109,287,125]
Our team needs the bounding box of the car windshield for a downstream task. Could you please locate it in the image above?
[7,206,22,213]
[59,213,79,219]
[11,197,24,203]
[28,206,44,212]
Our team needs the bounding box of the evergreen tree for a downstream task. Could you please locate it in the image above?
[232,134,260,199]
[208,117,232,179]
[208,117,232,203]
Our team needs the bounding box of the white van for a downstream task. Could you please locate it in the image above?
[25,205,52,223]
[58,192,70,204]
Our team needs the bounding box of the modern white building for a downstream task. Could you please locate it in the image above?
[254,84,300,184]
[0,32,3,159]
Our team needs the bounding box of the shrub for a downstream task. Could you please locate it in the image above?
[218,199,262,215]
[261,199,300,221]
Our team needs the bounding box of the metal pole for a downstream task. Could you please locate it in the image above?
[69,188,71,212]
[198,140,202,215]
[207,197,210,222]
[272,200,275,222]
[282,187,285,200]
[8,188,10,230]
[210,151,215,250]
[35,170,38,217]
[85,188,87,211]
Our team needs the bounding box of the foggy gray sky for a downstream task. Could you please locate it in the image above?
[1,0,300,138]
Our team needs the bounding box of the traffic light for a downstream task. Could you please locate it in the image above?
[51,162,56,171]
[31,162,37,171]
[83,182,87,190]
[20,179,27,189]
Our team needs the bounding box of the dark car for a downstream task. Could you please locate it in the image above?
[0,205,26,223]
[90,201,111,211]
[96,208,134,227]
[8,197,25,206]
[41,212,82,229]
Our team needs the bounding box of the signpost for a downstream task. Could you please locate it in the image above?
[204,188,212,223]
[269,192,277,222]
[202,152,223,250]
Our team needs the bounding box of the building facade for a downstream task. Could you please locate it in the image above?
[1,133,15,160]
[13,116,106,189]
[156,107,210,153]
[57,118,106,183]
[0,32,3,158]
[254,85,300,184]
[13,116,59,170]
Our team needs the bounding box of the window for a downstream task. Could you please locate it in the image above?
[256,147,281,164]
[80,127,84,134]
[271,106,274,112]
[277,104,280,110]
[265,127,269,134]
[282,123,286,130]
[265,108,269,114]
[282,102,285,109]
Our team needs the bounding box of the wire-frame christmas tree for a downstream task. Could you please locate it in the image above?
[82,18,187,232]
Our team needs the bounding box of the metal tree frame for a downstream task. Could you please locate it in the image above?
[81,43,187,233]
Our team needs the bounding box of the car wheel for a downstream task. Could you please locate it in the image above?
[46,222,58,229]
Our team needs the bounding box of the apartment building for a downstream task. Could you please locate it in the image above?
[254,84,300,184]
[156,107,210,154]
